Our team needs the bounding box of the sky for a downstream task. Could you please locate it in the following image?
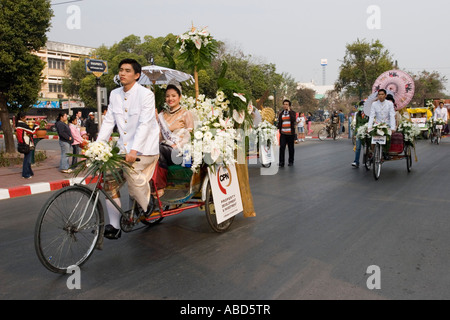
[47,0,450,94]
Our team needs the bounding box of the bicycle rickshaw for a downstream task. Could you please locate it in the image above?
[34,161,234,274]
[363,130,413,180]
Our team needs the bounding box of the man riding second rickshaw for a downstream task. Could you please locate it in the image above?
[367,89,397,159]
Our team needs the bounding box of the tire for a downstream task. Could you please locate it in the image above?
[437,129,441,145]
[405,145,412,172]
[318,128,327,141]
[34,185,104,274]
[205,180,234,233]
[373,143,382,180]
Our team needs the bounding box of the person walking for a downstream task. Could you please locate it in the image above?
[96,58,160,240]
[351,102,368,168]
[55,112,74,173]
[338,109,345,134]
[15,112,38,179]
[85,112,98,141]
[277,99,297,167]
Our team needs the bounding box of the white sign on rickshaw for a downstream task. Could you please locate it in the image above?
[371,136,386,145]
[259,142,274,165]
[411,117,427,128]
[208,164,243,224]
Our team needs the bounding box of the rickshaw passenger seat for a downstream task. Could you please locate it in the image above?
[167,165,193,184]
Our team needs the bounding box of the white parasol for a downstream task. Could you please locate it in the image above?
[363,89,395,116]
[139,65,195,86]
[114,64,195,87]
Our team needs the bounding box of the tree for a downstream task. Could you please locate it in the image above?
[335,39,395,99]
[410,70,448,107]
[0,0,53,153]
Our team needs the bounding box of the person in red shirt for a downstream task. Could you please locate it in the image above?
[15,112,38,179]
[277,99,297,167]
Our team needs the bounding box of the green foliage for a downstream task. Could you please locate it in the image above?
[0,0,53,153]
[335,39,395,98]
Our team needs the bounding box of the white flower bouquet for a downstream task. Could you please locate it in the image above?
[70,141,132,183]
[368,122,391,137]
[355,123,371,145]
[397,120,421,145]
[176,26,218,72]
[435,117,447,125]
[255,120,278,147]
[183,90,239,172]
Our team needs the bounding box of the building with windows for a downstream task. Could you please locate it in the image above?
[32,41,95,112]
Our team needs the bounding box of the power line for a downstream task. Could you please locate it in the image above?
[51,0,83,6]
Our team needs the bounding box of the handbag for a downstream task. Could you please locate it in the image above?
[18,142,31,154]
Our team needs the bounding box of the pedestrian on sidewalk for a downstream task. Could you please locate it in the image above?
[306,112,313,135]
[15,112,38,179]
[55,112,74,173]
[69,115,83,166]
[277,99,297,167]
[85,112,98,141]
[296,112,306,142]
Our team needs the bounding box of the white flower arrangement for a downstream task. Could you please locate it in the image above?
[182,90,239,172]
[397,120,421,145]
[83,141,113,164]
[369,122,391,137]
[356,123,371,142]
[177,26,214,53]
[255,120,278,147]
[435,117,447,125]
[70,141,132,183]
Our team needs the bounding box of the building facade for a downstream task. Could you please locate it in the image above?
[33,41,95,110]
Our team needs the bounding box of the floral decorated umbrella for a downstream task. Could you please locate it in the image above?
[364,70,415,115]
[372,70,415,110]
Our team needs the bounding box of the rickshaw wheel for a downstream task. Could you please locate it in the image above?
[373,144,382,180]
[405,145,412,172]
[205,181,234,233]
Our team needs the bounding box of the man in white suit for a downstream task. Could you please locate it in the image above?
[97,58,160,239]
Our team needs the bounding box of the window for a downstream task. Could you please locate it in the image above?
[48,58,66,70]
[49,83,63,93]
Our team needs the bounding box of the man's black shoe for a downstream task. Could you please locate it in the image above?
[104,224,121,240]
[279,163,284,167]
[288,163,294,166]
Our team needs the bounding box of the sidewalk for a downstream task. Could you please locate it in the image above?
[0,149,93,200]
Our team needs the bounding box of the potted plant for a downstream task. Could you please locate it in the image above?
[36,120,48,138]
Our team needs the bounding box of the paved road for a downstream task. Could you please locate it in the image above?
[1,138,450,300]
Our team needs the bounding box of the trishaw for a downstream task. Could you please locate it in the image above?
[363,132,413,180]
[34,163,234,274]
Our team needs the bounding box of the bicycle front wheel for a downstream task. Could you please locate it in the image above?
[373,144,382,180]
[34,185,104,274]
[318,128,327,141]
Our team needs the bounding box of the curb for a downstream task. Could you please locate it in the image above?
[0,176,98,201]
[0,134,59,140]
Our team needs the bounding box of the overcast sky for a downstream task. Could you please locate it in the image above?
[48,0,450,94]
